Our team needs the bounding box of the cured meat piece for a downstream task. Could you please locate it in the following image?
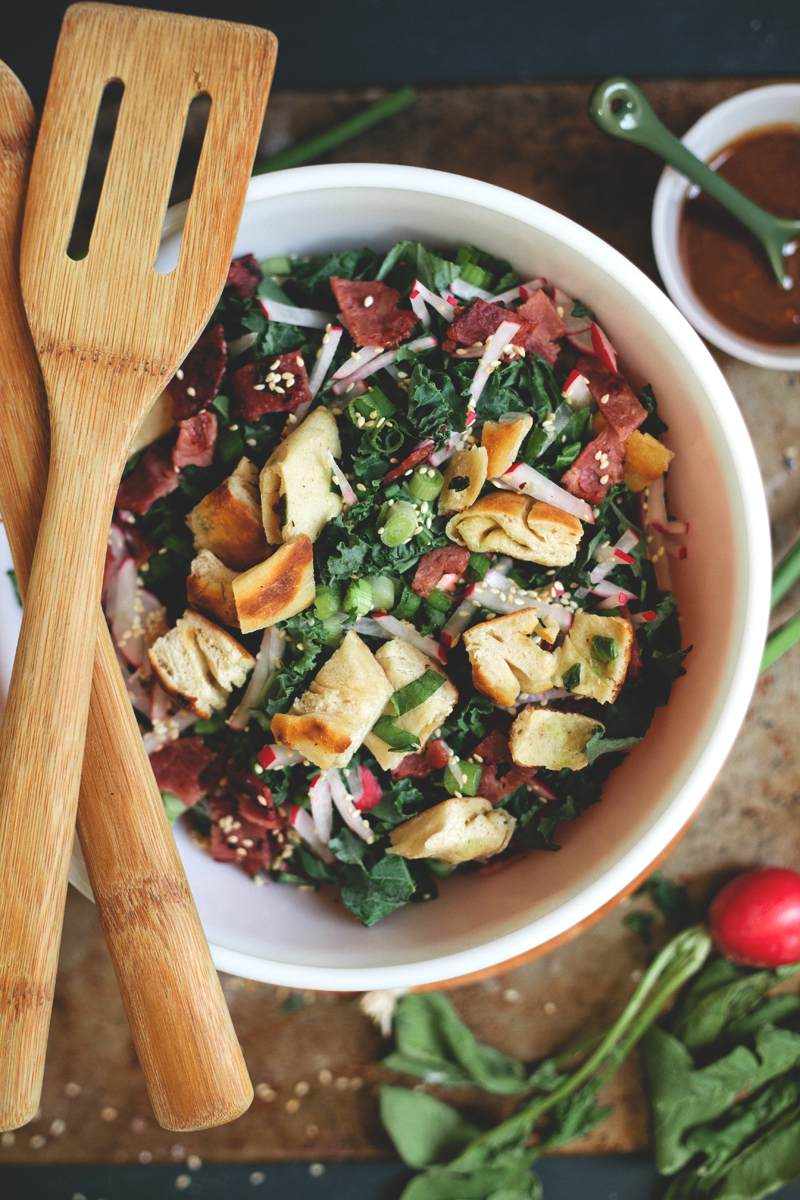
[446,299,520,350]
[225,253,262,299]
[412,545,471,599]
[515,290,567,366]
[149,736,216,806]
[231,350,312,422]
[127,525,156,568]
[172,411,218,469]
[116,439,179,516]
[166,324,227,421]
[391,737,450,780]
[330,277,418,349]
[472,725,538,805]
[574,356,647,441]
[383,438,435,484]
[560,426,625,505]
[209,794,276,875]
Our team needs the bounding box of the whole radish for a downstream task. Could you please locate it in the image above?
[709,867,800,967]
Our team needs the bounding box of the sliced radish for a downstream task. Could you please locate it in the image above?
[331,335,437,395]
[499,462,594,524]
[440,600,479,649]
[108,558,165,668]
[450,277,493,302]
[650,518,689,537]
[289,805,335,863]
[370,613,445,662]
[438,740,465,787]
[630,610,657,628]
[257,744,301,770]
[410,280,457,322]
[409,286,432,329]
[142,710,196,755]
[227,331,258,358]
[592,581,638,603]
[465,580,573,631]
[469,320,522,409]
[307,325,343,400]
[530,778,558,801]
[309,774,333,844]
[260,299,335,329]
[348,765,383,812]
[526,687,572,705]
[642,478,674,593]
[429,431,468,467]
[332,344,384,380]
[518,278,546,301]
[150,680,171,724]
[551,287,592,334]
[589,529,640,586]
[566,328,595,355]
[665,542,688,560]
[229,625,282,731]
[103,524,127,605]
[561,370,592,408]
[488,286,521,306]
[328,768,374,841]
[590,322,618,373]
[326,449,358,509]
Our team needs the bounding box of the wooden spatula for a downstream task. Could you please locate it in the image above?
[0,61,257,1133]
[0,4,276,1128]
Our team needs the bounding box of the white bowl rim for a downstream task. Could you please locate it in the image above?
[69,161,771,989]
[652,83,800,371]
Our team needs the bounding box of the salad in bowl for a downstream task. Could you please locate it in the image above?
[105,235,689,928]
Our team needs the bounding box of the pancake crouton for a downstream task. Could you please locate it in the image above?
[186,550,240,628]
[186,457,269,571]
[232,536,315,633]
[364,639,458,770]
[387,797,515,865]
[556,611,633,704]
[149,610,255,719]
[463,608,561,706]
[510,708,604,771]
[260,407,343,544]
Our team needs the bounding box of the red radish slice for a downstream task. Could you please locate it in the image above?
[499,462,594,524]
[469,320,522,409]
[332,343,384,380]
[150,680,171,724]
[309,773,333,844]
[260,299,335,329]
[551,287,592,334]
[410,280,457,322]
[429,432,468,467]
[590,322,618,373]
[346,765,364,805]
[352,616,392,640]
[465,581,573,631]
[328,768,374,841]
[289,805,335,863]
[450,277,493,302]
[257,744,301,770]
[650,518,690,537]
[566,328,595,354]
[518,278,546,301]
[326,449,358,509]
[642,478,674,593]
[103,524,127,605]
[530,779,558,801]
[349,765,383,812]
[440,600,478,649]
[561,370,592,407]
[229,625,282,731]
[307,325,343,399]
[592,581,638,603]
[370,613,445,661]
[109,558,164,668]
[630,611,657,627]
[665,542,688,560]
[409,286,432,329]
[487,286,520,306]
[519,687,571,706]
[331,335,437,395]
[589,529,639,586]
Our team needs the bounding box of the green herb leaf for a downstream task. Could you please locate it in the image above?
[562,662,582,692]
[392,670,445,716]
[379,1084,480,1169]
[448,475,470,491]
[338,853,415,926]
[372,716,421,750]
[591,635,618,664]
[584,730,642,765]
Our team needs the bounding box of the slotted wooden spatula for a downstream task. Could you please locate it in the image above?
[0,59,258,1133]
[0,4,275,1128]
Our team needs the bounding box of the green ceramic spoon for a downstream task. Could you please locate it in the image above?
[589,75,799,289]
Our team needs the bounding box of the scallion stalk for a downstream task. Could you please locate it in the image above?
[771,537,800,608]
[407,466,444,502]
[260,255,292,276]
[391,586,422,622]
[344,578,373,618]
[321,614,347,648]
[380,500,419,546]
[314,584,341,621]
[458,262,493,289]
[366,575,396,612]
[762,608,800,673]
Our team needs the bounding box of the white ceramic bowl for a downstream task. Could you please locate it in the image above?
[36,163,769,989]
[652,83,800,370]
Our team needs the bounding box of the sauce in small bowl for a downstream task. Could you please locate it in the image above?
[680,125,800,346]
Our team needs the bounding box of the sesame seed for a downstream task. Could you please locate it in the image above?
[318,1068,333,1085]
[286,1098,301,1113]
[271,359,281,369]
[356,483,366,492]
[600,475,609,485]
[295,1081,310,1097]
[101,1107,118,1122]
[309,1164,325,1178]
[255,1081,276,1101]
[1,1133,14,1147]
[230,424,239,431]
[29,1134,46,1149]
[50,1119,66,1136]
[175,1174,192,1190]
[139,1151,152,1164]
[247,438,257,446]
[65,1082,82,1097]
[187,1155,203,1171]
[176,369,184,380]
[186,386,196,397]
[250,1170,266,1185]
[334,1076,350,1090]
[503,988,520,1003]
[296,356,303,367]
[252,383,266,391]
[600,394,609,404]
[543,1000,558,1015]
[363,295,374,307]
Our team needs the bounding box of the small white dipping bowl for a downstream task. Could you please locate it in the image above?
[46,163,769,989]
[652,83,800,370]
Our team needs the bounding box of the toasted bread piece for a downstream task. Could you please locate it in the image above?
[481,414,533,478]
[387,796,515,865]
[623,430,674,493]
[232,536,315,633]
[260,407,342,544]
[364,639,458,770]
[186,458,269,572]
[148,609,255,719]
[128,390,175,456]
[463,608,560,706]
[510,707,603,770]
[556,611,632,704]
[271,630,393,771]
[438,446,489,515]
[186,550,240,628]
[446,491,582,566]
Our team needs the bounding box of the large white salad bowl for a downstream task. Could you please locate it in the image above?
[40,163,768,989]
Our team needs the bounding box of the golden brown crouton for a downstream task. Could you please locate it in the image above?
[446,491,582,566]
[260,407,342,544]
[463,608,560,706]
[186,550,240,628]
[438,446,489,515]
[556,611,633,705]
[364,639,458,770]
[148,610,255,719]
[271,630,393,771]
[186,458,269,572]
[510,707,603,771]
[387,797,515,865]
[481,414,533,478]
[232,536,315,633]
[623,430,674,493]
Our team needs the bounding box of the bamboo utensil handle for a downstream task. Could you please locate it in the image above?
[0,5,275,1128]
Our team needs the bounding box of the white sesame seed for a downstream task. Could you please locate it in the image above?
[295,1081,310,1097]
[50,1119,66,1136]
[175,1175,192,1190]
[271,359,281,369]
[186,386,196,397]
[363,295,374,308]
[544,1000,558,1015]
[250,1171,266,1185]
[65,1082,82,1097]
[187,1155,202,1171]
[600,475,609,485]
[309,1163,326,1177]
[285,1097,301,1113]
[29,1134,46,1149]
[1,1132,15,1147]
[101,1107,118,1122]
[252,383,266,391]
[600,393,609,404]
[318,1068,333,1085]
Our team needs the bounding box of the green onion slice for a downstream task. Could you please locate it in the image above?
[391,670,444,716]
[407,466,444,502]
[380,500,419,546]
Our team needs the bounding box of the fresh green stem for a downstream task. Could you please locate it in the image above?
[252,87,418,176]
[761,609,800,673]
[771,537,800,608]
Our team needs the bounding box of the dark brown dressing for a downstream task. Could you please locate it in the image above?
[679,124,800,346]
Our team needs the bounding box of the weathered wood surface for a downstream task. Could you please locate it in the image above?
[0,75,797,1164]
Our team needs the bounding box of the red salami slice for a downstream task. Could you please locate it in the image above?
[225,254,262,300]
[574,356,647,441]
[560,426,625,505]
[231,351,312,422]
[330,277,418,349]
[473,727,538,805]
[172,411,218,469]
[116,440,179,515]
[391,737,450,780]
[447,299,519,349]
[412,546,471,599]
[515,290,567,366]
[383,439,435,484]
[149,736,216,806]
[166,324,227,421]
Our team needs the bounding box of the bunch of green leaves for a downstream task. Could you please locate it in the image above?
[644,955,800,1200]
[380,927,712,1199]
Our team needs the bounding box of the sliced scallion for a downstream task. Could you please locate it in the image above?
[260,255,292,276]
[366,575,396,612]
[321,614,347,648]
[407,466,444,502]
[343,578,374,617]
[392,585,422,622]
[380,499,419,546]
[458,262,493,289]
[314,584,341,621]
